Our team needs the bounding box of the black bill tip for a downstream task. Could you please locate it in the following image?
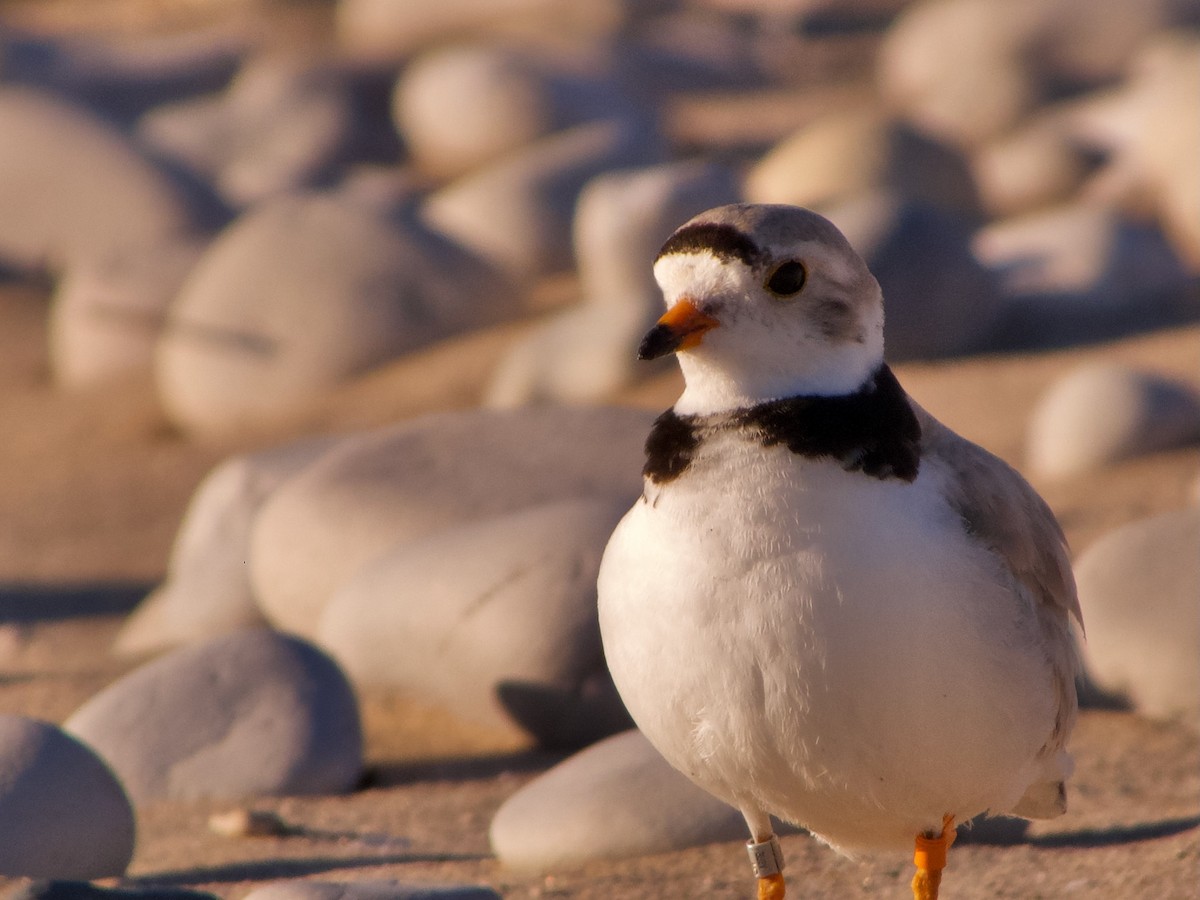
[637,323,682,360]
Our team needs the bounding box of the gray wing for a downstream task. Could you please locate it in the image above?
[914,403,1082,631]
[915,403,1081,816]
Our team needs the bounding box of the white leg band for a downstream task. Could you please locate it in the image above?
[747,834,785,878]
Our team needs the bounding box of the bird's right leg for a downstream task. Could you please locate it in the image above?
[744,809,786,900]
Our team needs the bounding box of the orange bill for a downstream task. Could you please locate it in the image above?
[637,299,721,360]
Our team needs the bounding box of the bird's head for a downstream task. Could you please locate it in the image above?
[641,204,885,415]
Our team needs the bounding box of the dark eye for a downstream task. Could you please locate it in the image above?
[765,260,807,297]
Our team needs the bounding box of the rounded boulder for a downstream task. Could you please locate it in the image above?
[65,630,363,802]
[0,715,134,878]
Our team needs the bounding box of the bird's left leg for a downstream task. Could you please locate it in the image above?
[911,814,956,900]
[743,809,786,900]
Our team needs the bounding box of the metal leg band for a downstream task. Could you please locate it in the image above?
[747,834,785,878]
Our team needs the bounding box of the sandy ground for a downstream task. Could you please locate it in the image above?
[1,269,1198,898]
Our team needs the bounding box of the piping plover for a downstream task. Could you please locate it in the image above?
[597,204,1081,900]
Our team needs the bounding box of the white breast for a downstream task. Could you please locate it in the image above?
[597,435,1063,853]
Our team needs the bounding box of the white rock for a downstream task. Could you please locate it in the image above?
[877,0,1043,148]
[1075,508,1200,723]
[48,238,205,389]
[243,882,499,900]
[319,498,631,744]
[485,160,740,406]
[1069,33,1200,272]
[824,192,1003,359]
[970,111,1093,218]
[395,42,640,180]
[155,192,518,438]
[0,86,208,272]
[878,0,1184,149]
[65,630,363,802]
[139,55,363,208]
[0,715,134,878]
[745,107,980,219]
[114,436,342,658]
[977,199,1196,347]
[490,729,748,870]
[421,118,664,283]
[251,405,651,639]
[1026,364,1200,479]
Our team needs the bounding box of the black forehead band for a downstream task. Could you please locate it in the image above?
[655,222,766,268]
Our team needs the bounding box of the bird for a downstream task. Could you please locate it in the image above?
[596,203,1081,900]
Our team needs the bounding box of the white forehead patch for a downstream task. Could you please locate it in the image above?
[653,251,751,306]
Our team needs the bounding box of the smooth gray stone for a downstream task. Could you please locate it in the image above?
[0,27,243,124]
[0,715,134,878]
[485,159,740,405]
[114,436,342,657]
[65,630,363,802]
[242,880,499,900]
[155,192,518,438]
[974,201,1194,348]
[1075,508,1200,724]
[490,729,748,870]
[139,55,368,207]
[318,498,632,745]
[0,86,210,273]
[48,237,205,389]
[1026,364,1200,478]
[824,192,1003,360]
[251,405,651,640]
[421,118,664,283]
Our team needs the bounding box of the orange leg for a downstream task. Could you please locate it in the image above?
[911,814,956,900]
[747,834,786,899]
[757,872,785,900]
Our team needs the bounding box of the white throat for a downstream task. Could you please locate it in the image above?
[672,335,884,416]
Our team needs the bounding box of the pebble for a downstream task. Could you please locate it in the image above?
[1075,508,1200,724]
[138,54,370,207]
[744,107,981,220]
[974,200,1193,348]
[155,192,518,438]
[207,808,294,838]
[0,715,134,878]
[0,86,213,273]
[250,405,651,639]
[64,630,363,803]
[395,42,641,180]
[47,237,205,389]
[319,498,632,745]
[823,192,1003,359]
[1026,363,1200,479]
[242,882,499,900]
[490,728,748,870]
[114,436,341,657]
[485,159,740,405]
[421,118,664,283]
